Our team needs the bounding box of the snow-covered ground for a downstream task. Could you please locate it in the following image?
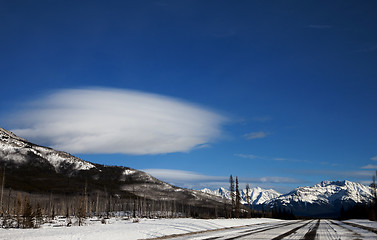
[0,217,282,240]
[345,219,377,229]
[1,217,377,240]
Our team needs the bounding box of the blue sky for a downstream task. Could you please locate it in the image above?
[1,0,377,193]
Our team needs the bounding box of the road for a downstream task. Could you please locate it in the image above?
[161,219,377,240]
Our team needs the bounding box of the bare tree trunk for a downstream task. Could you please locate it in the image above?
[48,192,53,219]
[0,167,5,215]
[96,191,99,217]
[84,179,88,216]
[7,188,11,215]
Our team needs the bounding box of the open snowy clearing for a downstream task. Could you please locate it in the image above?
[0,218,281,240]
[1,218,376,240]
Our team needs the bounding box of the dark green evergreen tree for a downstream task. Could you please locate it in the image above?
[245,183,251,217]
[235,177,241,218]
[229,175,235,217]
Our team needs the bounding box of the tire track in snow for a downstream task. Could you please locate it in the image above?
[330,220,362,240]
[222,220,308,240]
[342,221,377,235]
[302,219,320,240]
[271,220,314,240]
[316,220,341,240]
[145,222,278,240]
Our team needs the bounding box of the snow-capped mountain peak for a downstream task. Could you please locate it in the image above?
[276,180,373,205]
[267,180,373,217]
[201,187,281,205]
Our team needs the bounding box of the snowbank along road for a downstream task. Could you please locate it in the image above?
[158,220,377,240]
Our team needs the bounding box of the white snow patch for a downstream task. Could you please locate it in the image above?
[123,169,136,175]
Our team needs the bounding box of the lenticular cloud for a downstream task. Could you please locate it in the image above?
[11,88,226,155]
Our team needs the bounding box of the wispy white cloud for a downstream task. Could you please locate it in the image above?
[143,169,303,190]
[371,156,377,161]
[234,153,260,159]
[320,161,341,167]
[236,154,308,163]
[273,157,311,163]
[251,176,301,184]
[361,164,377,169]
[143,169,226,182]
[143,169,227,189]
[9,87,227,155]
[244,131,269,140]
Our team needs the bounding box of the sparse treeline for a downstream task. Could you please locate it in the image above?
[228,174,250,218]
[228,175,257,218]
[0,161,239,228]
[0,187,228,228]
[228,175,295,220]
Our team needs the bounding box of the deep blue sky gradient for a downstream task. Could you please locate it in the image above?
[1,0,377,192]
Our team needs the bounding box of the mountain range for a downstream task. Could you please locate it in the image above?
[0,126,374,217]
[267,180,373,217]
[202,180,373,217]
[201,187,281,205]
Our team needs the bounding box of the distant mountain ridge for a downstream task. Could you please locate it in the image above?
[201,187,281,205]
[266,180,373,217]
[202,180,373,217]
[273,180,372,205]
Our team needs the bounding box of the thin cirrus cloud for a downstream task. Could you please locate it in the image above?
[143,169,227,182]
[234,153,260,159]
[244,131,269,140]
[9,87,227,155]
[371,156,377,161]
[235,154,306,163]
[143,168,303,190]
[361,164,377,170]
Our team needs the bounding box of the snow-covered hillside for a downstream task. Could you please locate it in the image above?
[201,187,281,205]
[0,127,95,172]
[0,126,227,210]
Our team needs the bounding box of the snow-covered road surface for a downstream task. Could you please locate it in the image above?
[159,219,377,240]
[1,218,376,240]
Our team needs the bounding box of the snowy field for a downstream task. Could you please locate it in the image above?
[1,217,377,240]
[0,217,281,240]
